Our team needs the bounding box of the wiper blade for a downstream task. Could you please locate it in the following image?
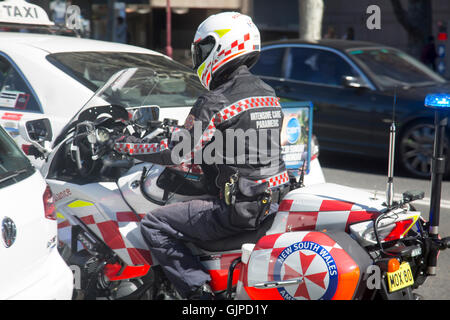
[0,168,29,184]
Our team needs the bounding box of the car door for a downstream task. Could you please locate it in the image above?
[283,46,381,155]
[251,46,287,81]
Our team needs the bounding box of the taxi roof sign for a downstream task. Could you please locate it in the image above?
[0,0,54,26]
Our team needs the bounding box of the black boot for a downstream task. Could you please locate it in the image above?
[188,283,215,300]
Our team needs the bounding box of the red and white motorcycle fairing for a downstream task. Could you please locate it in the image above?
[54,167,402,299]
[39,67,425,299]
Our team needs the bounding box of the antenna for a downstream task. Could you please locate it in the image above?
[386,88,397,208]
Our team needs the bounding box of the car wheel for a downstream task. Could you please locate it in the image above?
[399,120,449,179]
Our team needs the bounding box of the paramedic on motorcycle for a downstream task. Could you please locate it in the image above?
[117,12,289,299]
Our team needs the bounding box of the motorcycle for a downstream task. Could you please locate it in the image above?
[20,67,450,300]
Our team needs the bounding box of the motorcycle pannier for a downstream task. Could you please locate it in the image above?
[228,175,272,230]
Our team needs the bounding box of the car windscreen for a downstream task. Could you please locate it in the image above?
[46,52,205,108]
[0,126,34,189]
[347,47,446,89]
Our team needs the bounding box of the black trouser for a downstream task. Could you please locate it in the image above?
[140,199,242,298]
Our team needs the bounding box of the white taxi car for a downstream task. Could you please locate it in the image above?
[0,124,73,299]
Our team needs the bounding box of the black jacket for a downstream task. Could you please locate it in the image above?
[134,65,286,196]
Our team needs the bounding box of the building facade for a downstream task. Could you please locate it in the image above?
[26,0,450,76]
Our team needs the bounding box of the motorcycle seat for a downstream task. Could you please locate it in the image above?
[190,214,276,253]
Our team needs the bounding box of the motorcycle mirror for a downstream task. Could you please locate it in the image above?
[18,118,52,158]
[24,118,53,143]
[129,105,160,127]
[402,190,425,203]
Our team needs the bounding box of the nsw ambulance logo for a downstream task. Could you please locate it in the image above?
[273,241,338,300]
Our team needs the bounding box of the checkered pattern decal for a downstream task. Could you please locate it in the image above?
[64,201,152,266]
[268,196,381,235]
[198,32,253,88]
[212,32,251,73]
[255,171,289,188]
[180,96,281,164]
[114,138,169,155]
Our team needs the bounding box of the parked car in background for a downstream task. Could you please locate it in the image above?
[0,125,73,299]
[252,39,450,178]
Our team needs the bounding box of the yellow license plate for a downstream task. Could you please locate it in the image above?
[387,262,414,293]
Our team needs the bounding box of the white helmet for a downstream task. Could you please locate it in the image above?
[191,12,261,90]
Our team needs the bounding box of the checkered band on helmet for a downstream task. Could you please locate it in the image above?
[191,12,261,90]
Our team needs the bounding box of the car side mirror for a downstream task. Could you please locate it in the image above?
[341,75,368,89]
[25,118,53,142]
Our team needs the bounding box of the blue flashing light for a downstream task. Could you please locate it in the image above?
[425,93,450,108]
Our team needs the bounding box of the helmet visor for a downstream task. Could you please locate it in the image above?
[191,36,216,70]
